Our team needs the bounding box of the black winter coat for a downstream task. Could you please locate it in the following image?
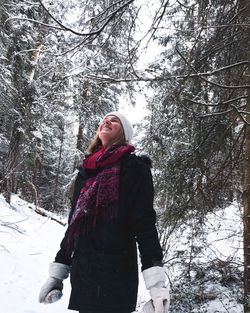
[54,153,163,313]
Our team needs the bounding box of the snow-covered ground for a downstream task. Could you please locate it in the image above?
[0,194,244,312]
[0,194,149,313]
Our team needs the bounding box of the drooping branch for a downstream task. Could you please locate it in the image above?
[184,95,248,107]
[176,47,250,89]
[4,0,135,58]
[145,0,171,47]
[5,0,135,38]
[195,61,249,76]
[126,7,141,79]
[231,104,250,126]
[196,103,250,126]
[197,104,244,118]
[4,17,65,32]
[61,70,250,88]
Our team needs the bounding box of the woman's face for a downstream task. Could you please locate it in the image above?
[98,115,123,147]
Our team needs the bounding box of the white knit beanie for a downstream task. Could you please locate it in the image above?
[103,111,134,143]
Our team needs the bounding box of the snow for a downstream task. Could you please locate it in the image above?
[0,194,69,313]
[206,204,243,260]
[0,194,149,313]
[0,194,243,312]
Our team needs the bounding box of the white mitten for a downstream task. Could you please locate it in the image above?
[142,266,170,313]
[39,262,70,304]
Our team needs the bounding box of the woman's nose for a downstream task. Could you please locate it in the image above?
[104,119,111,125]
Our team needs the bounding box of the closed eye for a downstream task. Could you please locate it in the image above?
[103,117,120,124]
[110,118,120,123]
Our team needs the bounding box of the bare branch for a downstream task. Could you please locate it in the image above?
[86,0,131,25]
[176,47,250,89]
[203,79,250,90]
[198,108,235,117]
[196,61,249,76]
[184,95,248,107]
[231,104,250,126]
[196,103,250,126]
[0,219,26,234]
[4,17,64,32]
[61,71,250,89]
[38,0,135,37]
[228,1,250,24]
[202,23,250,29]
[146,0,171,46]
[126,7,141,79]
[0,244,10,253]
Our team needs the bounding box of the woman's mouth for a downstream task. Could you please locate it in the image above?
[102,125,112,130]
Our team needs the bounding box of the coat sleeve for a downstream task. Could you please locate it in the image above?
[54,169,87,265]
[130,159,163,271]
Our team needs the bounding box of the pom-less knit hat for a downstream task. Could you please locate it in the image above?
[103,111,134,143]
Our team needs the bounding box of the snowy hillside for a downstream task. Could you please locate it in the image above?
[0,194,149,313]
[0,194,244,313]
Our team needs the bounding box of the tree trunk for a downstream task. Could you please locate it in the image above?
[242,0,250,311]
[243,82,250,312]
[29,42,43,82]
[52,132,64,212]
[1,39,43,203]
[1,119,23,203]
[76,123,84,152]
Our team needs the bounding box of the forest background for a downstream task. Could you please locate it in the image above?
[0,0,249,312]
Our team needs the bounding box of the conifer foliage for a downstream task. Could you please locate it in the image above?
[0,0,249,310]
[0,0,135,211]
[139,0,249,310]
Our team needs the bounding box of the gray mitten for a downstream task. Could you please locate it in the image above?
[39,262,70,304]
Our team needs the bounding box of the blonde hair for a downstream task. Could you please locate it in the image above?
[86,126,126,154]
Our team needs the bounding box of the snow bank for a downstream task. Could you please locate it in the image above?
[0,194,70,313]
[0,194,149,313]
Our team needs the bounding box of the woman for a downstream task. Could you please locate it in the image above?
[39,112,170,313]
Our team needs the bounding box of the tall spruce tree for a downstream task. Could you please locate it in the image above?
[139,0,249,309]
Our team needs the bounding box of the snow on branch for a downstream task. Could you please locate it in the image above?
[66,72,250,89]
[5,0,135,38]
[31,206,67,226]
[183,96,248,107]
[176,47,250,89]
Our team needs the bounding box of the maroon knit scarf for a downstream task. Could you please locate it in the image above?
[67,144,135,245]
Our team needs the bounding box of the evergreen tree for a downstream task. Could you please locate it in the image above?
[139,0,249,309]
[0,0,137,212]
